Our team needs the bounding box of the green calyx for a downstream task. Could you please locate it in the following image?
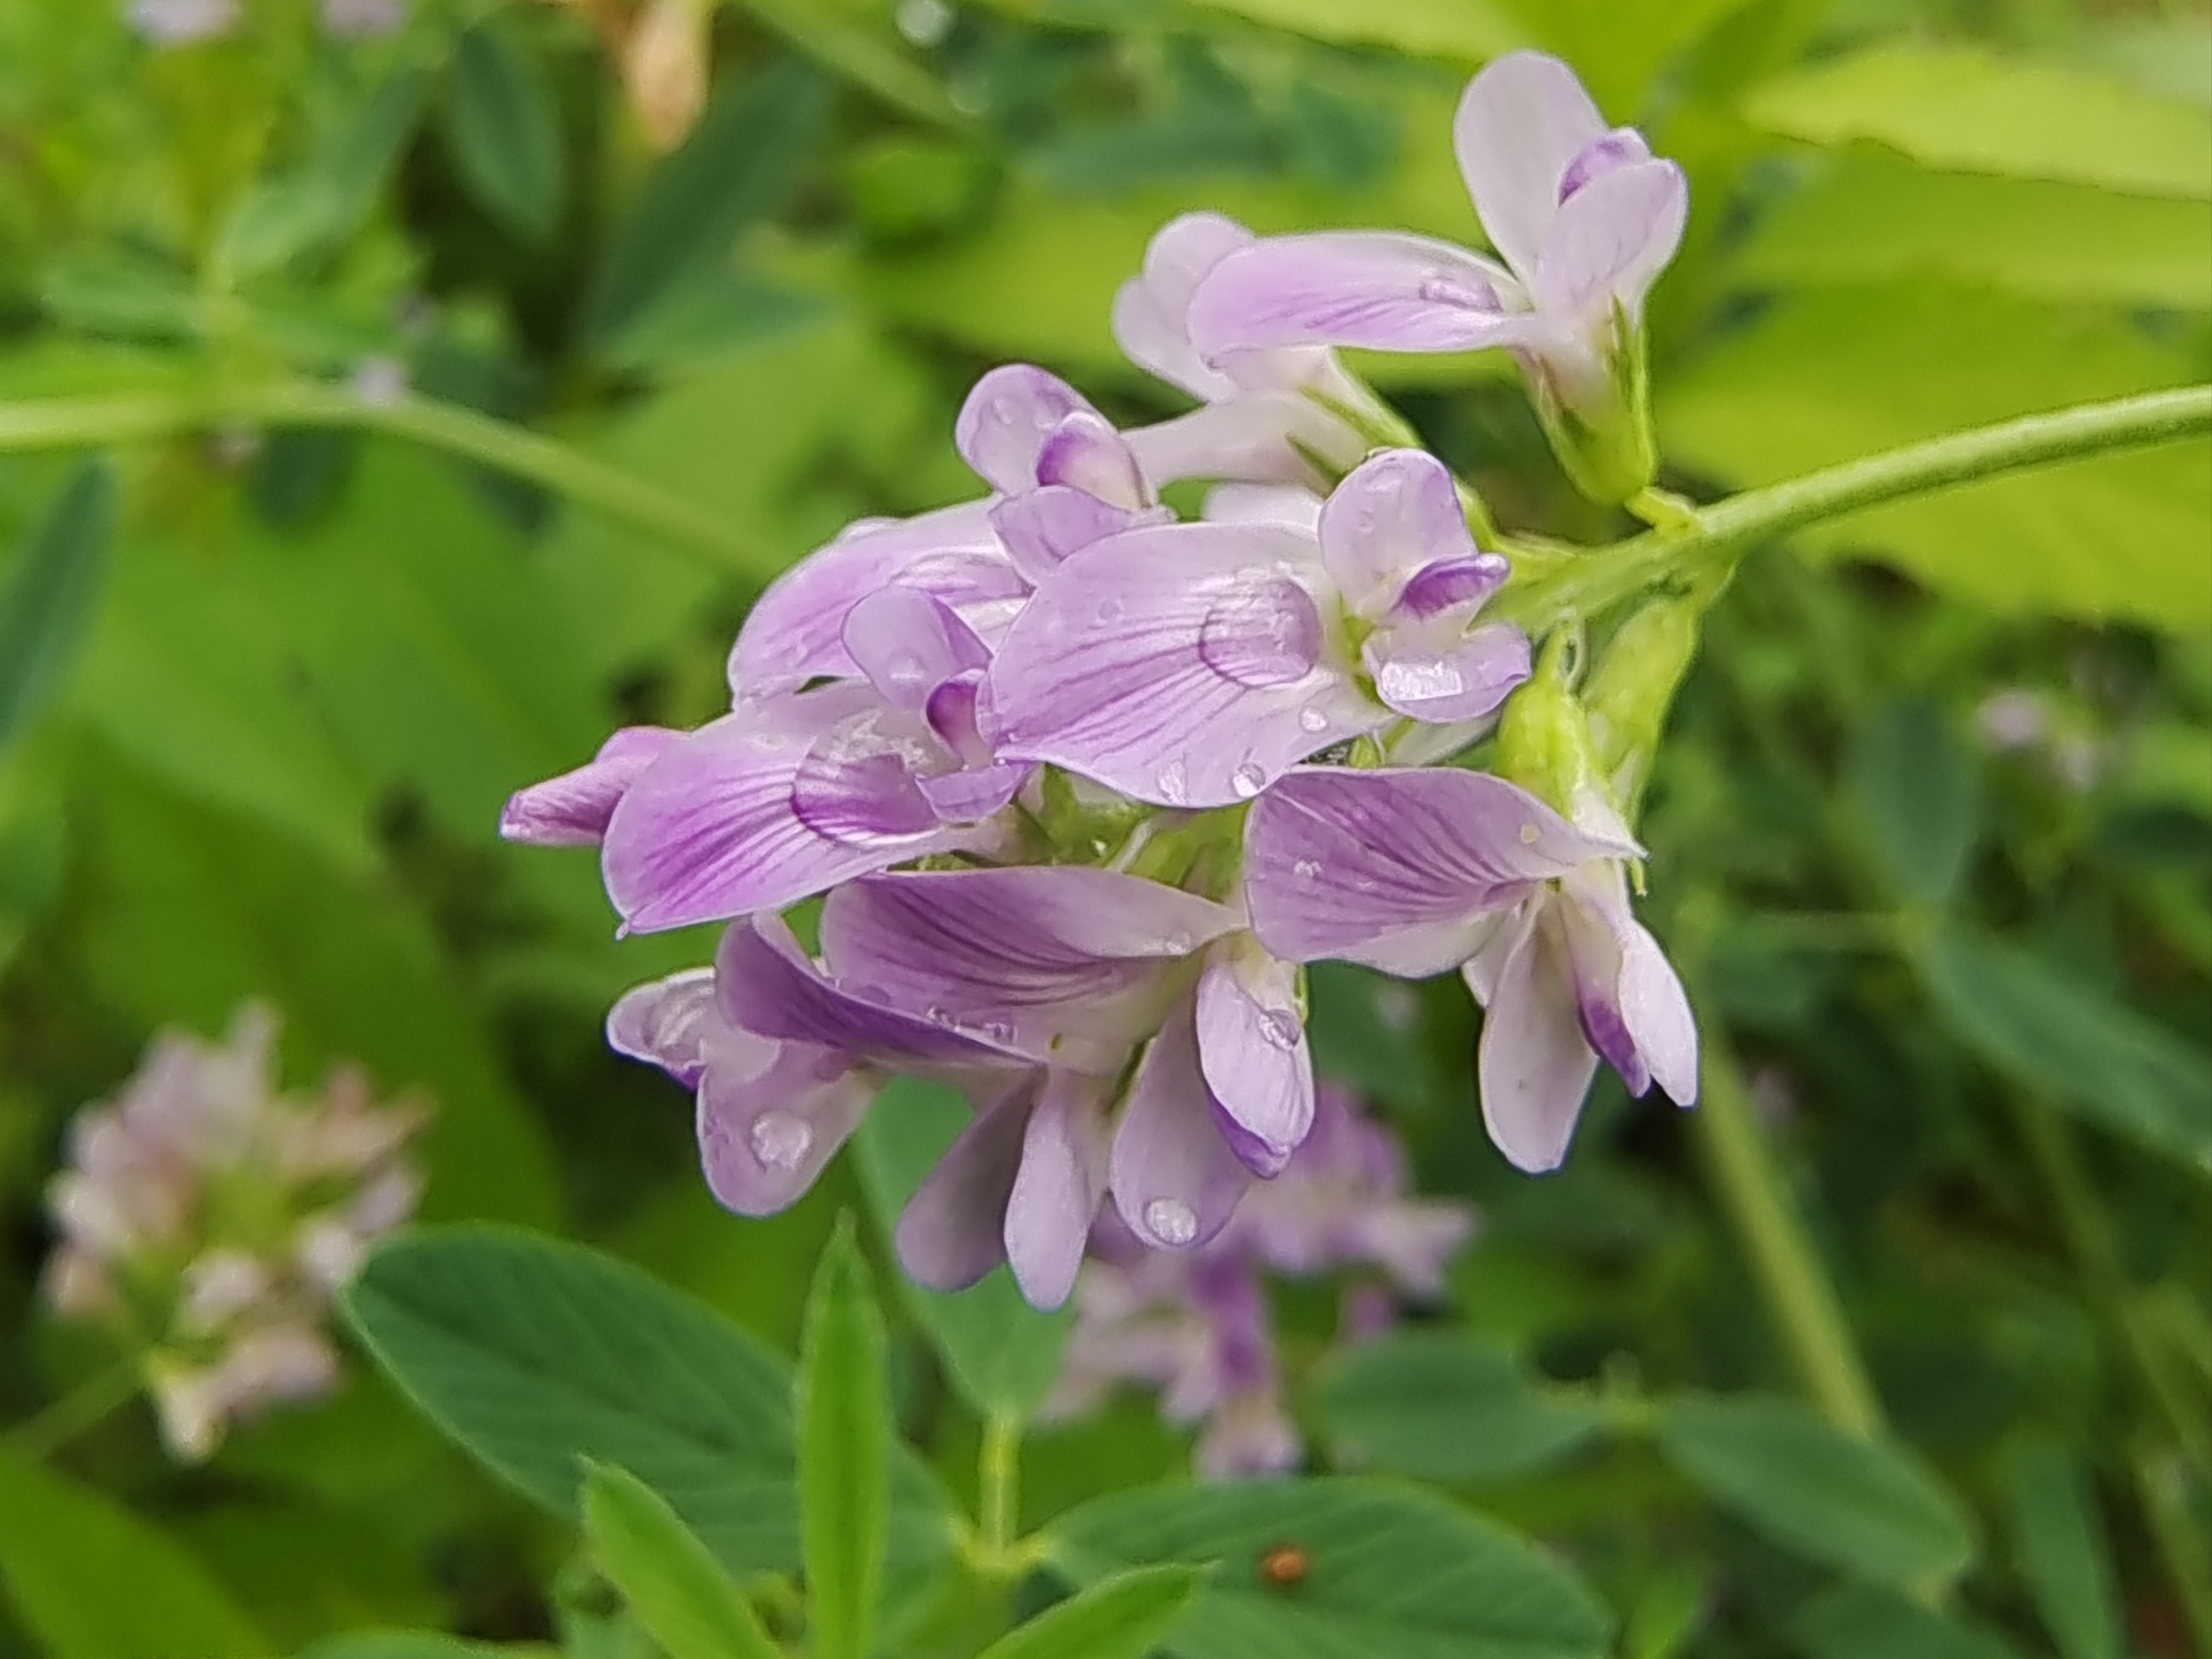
[1532,306,1658,508]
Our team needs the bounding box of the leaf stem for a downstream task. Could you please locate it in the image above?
[1500,383,2212,632]
[5,1359,144,1461]
[979,1412,1021,1558]
[0,382,767,571]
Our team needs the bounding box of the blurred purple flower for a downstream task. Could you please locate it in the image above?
[321,0,406,36]
[985,449,1528,807]
[1045,1084,1473,1476]
[126,0,238,45]
[1246,767,1697,1171]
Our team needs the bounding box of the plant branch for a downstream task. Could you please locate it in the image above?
[5,1360,143,1461]
[1499,383,2212,632]
[0,382,767,571]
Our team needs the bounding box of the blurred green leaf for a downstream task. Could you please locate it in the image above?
[1747,44,2212,199]
[853,1078,1072,1425]
[343,1227,956,1601]
[586,58,833,348]
[1309,1330,1605,1482]
[1045,1479,1611,1658]
[1493,0,1747,112]
[1847,699,1982,908]
[799,1219,890,1659]
[1621,1563,1707,1659]
[0,1446,267,1659]
[2001,1435,2122,1659]
[1789,1582,2028,1659]
[1181,0,1522,62]
[1306,961,1445,1114]
[443,21,565,241]
[219,71,429,278]
[742,0,961,127]
[299,1637,533,1659]
[580,1462,783,1659]
[1654,1395,1977,1588]
[1734,151,2212,312]
[977,1565,1206,1659]
[1916,930,2212,1173]
[0,457,112,753]
[1661,283,2212,633]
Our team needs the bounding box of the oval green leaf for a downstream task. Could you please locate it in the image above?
[1309,1331,1604,1483]
[0,458,113,753]
[976,1565,1206,1659]
[443,22,565,240]
[799,1220,890,1659]
[581,1462,782,1659]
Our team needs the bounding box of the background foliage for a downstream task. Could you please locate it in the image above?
[0,0,2207,1656]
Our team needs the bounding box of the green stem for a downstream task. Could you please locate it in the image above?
[0,382,765,570]
[5,1360,143,1461]
[2133,1440,2212,1657]
[1687,1002,1885,1437]
[978,1413,1020,1558]
[1500,383,2212,632]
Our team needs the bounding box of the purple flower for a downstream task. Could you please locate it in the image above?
[1184,52,1686,502]
[499,727,682,847]
[126,0,237,45]
[1044,1084,1474,1477]
[1244,767,1697,1171]
[594,588,1033,931]
[985,449,1529,807]
[321,0,406,37]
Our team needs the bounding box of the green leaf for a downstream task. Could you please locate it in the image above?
[1789,1582,2028,1659]
[1046,1478,1612,1658]
[977,1565,1206,1659]
[1309,1331,1604,1483]
[1659,283,2212,633]
[1179,0,1522,62]
[1733,151,2212,312]
[0,1446,267,1659]
[299,1634,528,1659]
[1916,929,2212,1173]
[741,0,961,127]
[443,21,565,240]
[1847,699,1982,907]
[1654,1394,1977,1588]
[1747,44,2212,199]
[799,1219,890,1659]
[0,458,112,752]
[1492,0,1749,112]
[2001,1435,2122,1659]
[343,1227,955,1603]
[220,71,429,276]
[853,1078,1071,1424]
[586,58,832,347]
[580,1462,783,1659]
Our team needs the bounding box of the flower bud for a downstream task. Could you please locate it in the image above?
[1584,594,1700,807]
[624,0,710,152]
[1527,304,1658,508]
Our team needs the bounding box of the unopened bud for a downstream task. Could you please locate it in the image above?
[1528,304,1657,508]
[1584,595,1701,806]
[1494,646,1600,822]
[624,0,710,152]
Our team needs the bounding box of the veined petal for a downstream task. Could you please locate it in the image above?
[607,968,747,1091]
[1318,449,1477,613]
[1621,922,1699,1105]
[729,502,1019,695]
[1452,50,1608,282]
[1475,905,1599,1173]
[1559,864,1699,1105]
[989,488,1164,585]
[1203,482,1323,535]
[1125,391,1363,488]
[500,727,681,847]
[1036,412,1151,510]
[714,916,1030,1071]
[1533,157,1687,322]
[1194,941,1314,1171]
[1390,555,1511,624]
[1113,211,1255,400]
[896,1081,1034,1291]
[916,761,1028,826]
[841,587,989,711]
[697,1051,874,1217]
[955,365,1097,495]
[1005,1070,1111,1309]
[1188,232,1536,359]
[1243,767,1624,972]
[986,521,1380,806]
[1366,621,1531,724]
[1110,995,1257,1251]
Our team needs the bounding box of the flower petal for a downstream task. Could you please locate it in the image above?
[1187,232,1535,358]
[1366,621,1532,724]
[697,1051,874,1217]
[1533,157,1688,322]
[500,727,681,847]
[986,521,1379,806]
[607,968,743,1090]
[1243,767,1624,972]
[1194,941,1314,1171]
[896,1081,1034,1291]
[1005,1070,1111,1309]
[1452,50,1609,282]
[955,365,1098,495]
[1475,905,1599,1173]
[1203,482,1324,535]
[989,488,1164,584]
[729,502,1019,696]
[1621,921,1699,1106]
[1318,449,1478,611]
[1113,211,1256,400]
[1558,864,1699,1105]
[1125,392,1363,488]
[841,586,990,711]
[1109,995,1257,1250]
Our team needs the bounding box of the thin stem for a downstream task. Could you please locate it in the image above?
[978,1413,1021,1558]
[0,382,767,571]
[1686,999,1885,1437]
[2133,1440,2212,1657]
[1500,383,2212,632]
[6,1360,143,1461]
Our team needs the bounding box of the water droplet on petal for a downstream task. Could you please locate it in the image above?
[1293,859,1322,882]
[1298,706,1329,733]
[1156,760,1187,804]
[1157,932,1194,955]
[1259,1008,1303,1049]
[982,1019,1015,1045]
[1094,597,1125,624]
[1231,762,1267,798]
[1143,1197,1198,1247]
[1518,821,1540,846]
[749,1111,813,1172]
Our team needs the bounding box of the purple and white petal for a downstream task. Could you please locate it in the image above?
[840,586,990,711]
[1004,1071,1111,1309]
[955,366,1098,495]
[1389,555,1512,624]
[1187,231,1535,359]
[1113,211,1257,400]
[1474,906,1599,1173]
[1194,941,1314,1172]
[1203,482,1324,535]
[1620,923,1698,1105]
[500,727,682,847]
[1558,864,1699,1104]
[1365,621,1531,724]
[896,1081,1035,1291]
[1243,767,1627,972]
[697,1051,874,1217]
[1110,996,1257,1251]
[606,968,740,1090]
[1532,157,1688,323]
[987,522,1380,807]
[990,487,1164,584]
[1317,449,1479,613]
[1035,412,1152,511]
[1452,50,1609,281]
[1125,392,1364,488]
